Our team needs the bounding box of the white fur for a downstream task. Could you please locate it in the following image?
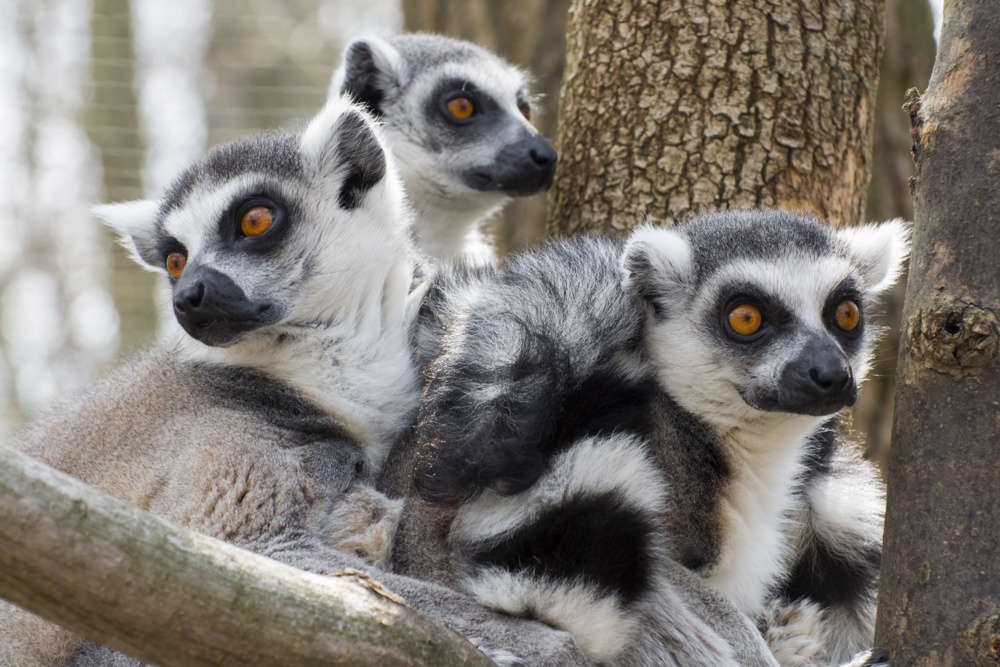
[451,433,666,546]
[463,567,638,664]
[835,219,911,293]
[92,199,163,270]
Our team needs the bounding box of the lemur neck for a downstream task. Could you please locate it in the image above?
[178,257,420,473]
[706,412,825,615]
[408,190,506,261]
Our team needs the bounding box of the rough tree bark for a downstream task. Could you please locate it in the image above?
[404,2,570,252]
[548,0,884,235]
[87,0,158,352]
[0,445,493,667]
[874,1,1000,664]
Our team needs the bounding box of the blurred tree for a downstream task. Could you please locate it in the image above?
[548,0,883,235]
[87,0,157,353]
[875,0,1000,662]
[204,0,342,147]
[404,1,570,253]
[853,0,936,467]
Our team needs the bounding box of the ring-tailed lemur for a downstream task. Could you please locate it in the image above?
[329,33,557,261]
[389,210,907,666]
[0,97,587,667]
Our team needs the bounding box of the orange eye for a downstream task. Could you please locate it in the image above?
[834,299,861,331]
[519,103,532,121]
[241,206,275,238]
[728,304,763,336]
[166,252,187,280]
[446,96,475,120]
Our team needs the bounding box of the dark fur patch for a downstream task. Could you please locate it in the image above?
[334,111,386,210]
[340,41,388,118]
[800,419,838,483]
[413,320,570,504]
[471,490,656,604]
[781,531,881,609]
[159,132,302,218]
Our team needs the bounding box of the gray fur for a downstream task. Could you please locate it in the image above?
[0,98,587,667]
[389,210,908,665]
[330,33,556,260]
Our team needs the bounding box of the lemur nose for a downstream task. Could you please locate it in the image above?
[808,365,852,392]
[528,139,557,169]
[174,281,206,313]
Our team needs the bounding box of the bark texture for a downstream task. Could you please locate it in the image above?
[874,1,1000,664]
[404,1,570,252]
[0,445,493,667]
[548,0,884,235]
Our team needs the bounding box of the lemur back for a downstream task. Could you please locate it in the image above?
[393,210,907,667]
[0,98,587,667]
[330,33,557,261]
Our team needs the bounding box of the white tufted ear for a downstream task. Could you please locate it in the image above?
[621,224,694,316]
[837,219,911,294]
[92,199,164,272]
[328,35,405,115]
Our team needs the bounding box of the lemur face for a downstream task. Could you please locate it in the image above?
[623,211,909,425]
[95,98,408,348]
[332,34,557,207]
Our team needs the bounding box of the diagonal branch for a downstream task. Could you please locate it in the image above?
[0,445,494,667]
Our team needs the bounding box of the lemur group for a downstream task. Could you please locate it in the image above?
[2,33,907,667]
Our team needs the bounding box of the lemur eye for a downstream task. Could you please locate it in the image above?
[165,252,187,280]
[446,97,475,120]
[834,299,861,331]
[240,206,275,238]
[519,102,531,121]
[727,304,763,336]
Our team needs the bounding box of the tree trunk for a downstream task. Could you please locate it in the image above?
[0,445,493,667]
[853,0,936,466]
[87,0,158,352]
[548,0,884,235]
[874,1,1000,664]
[404,2,571,253]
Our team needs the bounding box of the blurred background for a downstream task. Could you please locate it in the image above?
[0,0,938,466]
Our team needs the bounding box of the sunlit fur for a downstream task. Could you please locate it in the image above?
[330,33,553,261]
[392,210,907,667]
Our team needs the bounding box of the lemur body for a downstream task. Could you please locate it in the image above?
[0,98,586,667]
[391,211,907,666]
[330,33,557,261]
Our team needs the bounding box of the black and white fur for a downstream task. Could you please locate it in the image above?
[0,98,586,667]
[330,33,557,261]
[393,210,907,666]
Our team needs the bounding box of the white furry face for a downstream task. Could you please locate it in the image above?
[97,100,407,346]
[331,34,556,227]
[624,213,909,433]
[96,98,411,349]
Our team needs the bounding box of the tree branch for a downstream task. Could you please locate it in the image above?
[0,445,494,667]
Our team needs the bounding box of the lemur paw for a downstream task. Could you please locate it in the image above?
[846,647,892,667]
[466,637,525,666]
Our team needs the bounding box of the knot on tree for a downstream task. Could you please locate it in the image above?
[960,610,1000,666]
[906,294,1000,378]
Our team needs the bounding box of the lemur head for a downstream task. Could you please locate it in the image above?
[622,210,909,432]
[94,97,411,350]
[329,33,556,246]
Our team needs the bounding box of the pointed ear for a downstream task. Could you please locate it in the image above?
[301,97,388,211]
[92,200,164,272]
[837,219,911,294]
[621,224,693,317]
[328,35,404,117]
